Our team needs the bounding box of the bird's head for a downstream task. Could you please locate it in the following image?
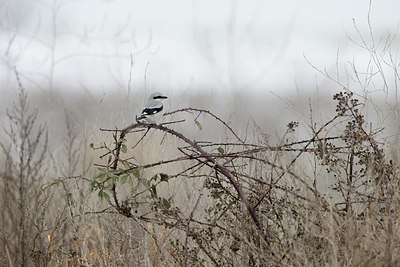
[149,92,168,101]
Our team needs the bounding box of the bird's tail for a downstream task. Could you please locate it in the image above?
[136,114,146,122]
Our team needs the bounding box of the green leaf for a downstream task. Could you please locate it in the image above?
[109,173,119,183]
[161,198,171,209]
[195,120,202,131]
[141,178,150,188]
[109,169,120,175]
[98,190,110,201]
[95,171,107,182]
[120,174,128,184]
[104,182,114,190]
[217,147,225,154]
[90,180,98,190]
[120,144,128,153]
[131,168,141,178]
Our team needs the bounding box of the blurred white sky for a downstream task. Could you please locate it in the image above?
[1,0,399,95]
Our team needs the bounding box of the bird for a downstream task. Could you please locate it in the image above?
[136,92,168,124]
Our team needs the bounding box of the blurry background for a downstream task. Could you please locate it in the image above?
[1,0,399,91]
[0,0,399,142]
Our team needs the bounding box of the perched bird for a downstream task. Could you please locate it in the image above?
[136,92,168,124]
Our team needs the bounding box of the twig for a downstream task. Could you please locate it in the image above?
[117,122,272,249]
[164,108,244,143]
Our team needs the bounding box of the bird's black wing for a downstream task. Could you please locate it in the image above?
[141,105,163,115]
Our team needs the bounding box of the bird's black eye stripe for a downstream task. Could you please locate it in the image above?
[153,96,167,99]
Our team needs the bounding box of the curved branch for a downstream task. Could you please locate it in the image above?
[164,108,244,143]
[118,122,272,248]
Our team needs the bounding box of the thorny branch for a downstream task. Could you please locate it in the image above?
[93,96,396,265]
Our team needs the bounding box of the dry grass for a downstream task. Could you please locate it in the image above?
[1,72,400,267]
